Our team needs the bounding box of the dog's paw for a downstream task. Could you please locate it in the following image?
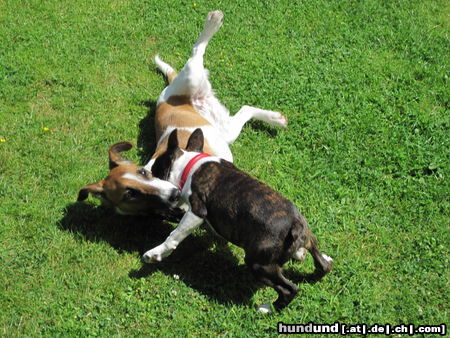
[206,10,224,26]
[321,253,333,274]
[269,112,288,127]
[257,303,272,314]
[142,251,162,263]
[142,245,173,263]
[203,10,224,36]
[293,247,307,261]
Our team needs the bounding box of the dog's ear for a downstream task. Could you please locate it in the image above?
[186,128,204,153]
[78,181,105,201]
[109,142,133,169]
[168,129,179,151]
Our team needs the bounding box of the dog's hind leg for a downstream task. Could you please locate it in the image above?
[192,10,223,60]
[154,55,178,84]
[304,231,333,277]
[157,10,223,102]
[224,105,288,144]
[247,261,299,312]
[290,214,332,275]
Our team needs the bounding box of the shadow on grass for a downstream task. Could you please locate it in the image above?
[137,100,157,165]
[58,202,174,254]
[58,202,258,305]
[128,242,258,305]
[249,119,279,138]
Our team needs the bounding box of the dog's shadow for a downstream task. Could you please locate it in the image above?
[137,100,158,164]
[58,201,259,305]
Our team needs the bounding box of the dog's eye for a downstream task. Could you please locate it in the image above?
[124,188,140,200]
[137,168,148,178]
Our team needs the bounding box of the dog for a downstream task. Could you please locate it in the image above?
[143,128,333,312]
[77,10,288,216]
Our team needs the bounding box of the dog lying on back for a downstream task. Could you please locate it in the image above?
[143,128,332,312]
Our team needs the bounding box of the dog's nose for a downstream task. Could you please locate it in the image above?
[169,189,181,203]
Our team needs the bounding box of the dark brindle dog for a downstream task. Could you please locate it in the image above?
[143,128,332,312]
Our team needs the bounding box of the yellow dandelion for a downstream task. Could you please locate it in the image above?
[0,138,6,143]
[43,127,50,131]
[193,2,197,6]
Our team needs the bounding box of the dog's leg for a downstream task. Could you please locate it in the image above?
[305,232,333,277]
[224,105,288,144]
[248,261,298,313]
[192,10,223,60]
[154,55,178,84]
[157,10,223,102]
[311,247,333,277]
[142,211,203,262]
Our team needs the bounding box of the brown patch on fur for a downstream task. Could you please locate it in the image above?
[152,96,213,159]
[155,96,211,140]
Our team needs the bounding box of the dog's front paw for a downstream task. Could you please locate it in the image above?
[142,245,173,263]
[142,251,162,263]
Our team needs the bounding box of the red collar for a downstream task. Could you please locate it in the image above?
[179,153,211,189]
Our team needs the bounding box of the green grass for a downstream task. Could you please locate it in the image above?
[1,0,448,335]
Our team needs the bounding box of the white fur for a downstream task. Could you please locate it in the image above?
[143,210,203,262]
[322,254,333,263]
[144,158,156,171]
[143,10,289,268]
[121,173,178,202]
[146,126,232,165]
[168,151,220,194]
[154,54,174,79]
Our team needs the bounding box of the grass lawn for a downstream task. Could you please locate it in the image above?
[1,0,448,335]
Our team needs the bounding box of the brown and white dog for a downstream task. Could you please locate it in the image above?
[78,10,288,215]
[143,128,333,312]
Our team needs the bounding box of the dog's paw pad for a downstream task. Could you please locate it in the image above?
[257,303,272,314]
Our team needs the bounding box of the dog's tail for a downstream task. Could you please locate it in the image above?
[291,214,333,277]
[154,55,178,84]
